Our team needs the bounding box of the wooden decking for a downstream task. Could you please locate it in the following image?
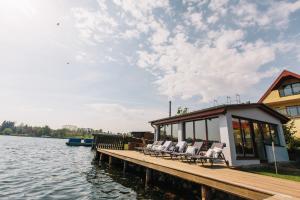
[98,149,300,200]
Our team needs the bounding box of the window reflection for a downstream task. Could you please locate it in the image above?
[207,118,220,141]
[195,120,206,141]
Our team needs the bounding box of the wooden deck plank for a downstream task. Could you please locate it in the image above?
[98,149,300,200]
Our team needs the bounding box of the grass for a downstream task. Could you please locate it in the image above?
[239,165,300,182]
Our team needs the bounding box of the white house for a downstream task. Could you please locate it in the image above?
[149,103,290,166]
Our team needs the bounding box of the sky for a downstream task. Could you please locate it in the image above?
[0,0,300,132]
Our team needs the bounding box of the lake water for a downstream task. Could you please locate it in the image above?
[0,136,186,200]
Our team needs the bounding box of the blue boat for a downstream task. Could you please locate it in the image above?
[66,138,93,147]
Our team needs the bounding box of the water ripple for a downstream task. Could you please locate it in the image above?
[0,136,186,200]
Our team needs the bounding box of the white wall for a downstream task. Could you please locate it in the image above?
[219,114,233,166]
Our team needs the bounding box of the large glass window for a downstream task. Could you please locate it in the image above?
[261,123,271,144]
[287,106,300,117]
[172,124,178,141]
[185,122,194,143]
[207,118,220,141]
[165,124,172,140]
[275,107,287,115]
[159,125,166,141]
[195,120,206,141]
[279,82,300,97]
[283,84,293,96]
[240,119,254,156]
[232,118,244,156]
[270,125,280,145]
[293,83,300,94]
[253,122,267,160]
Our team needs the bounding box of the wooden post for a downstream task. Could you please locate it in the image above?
[123,161,127,174]
[145,168,151,186]
[100,153,104,161]
[109,156,112,167]
[201,185,209,200]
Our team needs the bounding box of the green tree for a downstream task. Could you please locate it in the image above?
[2,128,13,135]
[283,120,297,150]
[176,106,189,115]
[0,121,15,132]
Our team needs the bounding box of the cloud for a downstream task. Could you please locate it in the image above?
[85,103,164,132]
[70,0,300,104]
[232,1,300,29]
[137,29,283,102]
[72,4,118,44]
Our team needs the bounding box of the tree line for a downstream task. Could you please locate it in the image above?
[0,120,102,139]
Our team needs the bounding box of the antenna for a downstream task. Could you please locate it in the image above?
[213,99,218,106]
[226,96,231,104]
[236,94,241,104]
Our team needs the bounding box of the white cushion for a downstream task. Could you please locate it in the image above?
[178,141,187,153]
[157,145,165,151]
[205,148,214,157]
[152,145,160,150]
[213,147,222,158]
[163,141,172,148]
[185,146,196,155]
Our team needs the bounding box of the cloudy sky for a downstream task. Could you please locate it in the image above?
[0,0,300,132]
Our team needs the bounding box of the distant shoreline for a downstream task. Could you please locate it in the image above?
[0,134,91,139]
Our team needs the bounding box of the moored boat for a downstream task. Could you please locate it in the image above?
[66,138,93,147]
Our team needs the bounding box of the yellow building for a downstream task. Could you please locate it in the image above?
[259,70,300,138]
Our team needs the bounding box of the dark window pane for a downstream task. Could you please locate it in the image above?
[159,125,166,141]
[283,84,293,96]
[292,83,300,94]
[253,123,266,160]
[232,118,243,156]
[166,124,172,139]
[195,120,206,141]
[287,106,299,117]
[185,122,194,143]
[240,120,254,156]
[207,118,220,141]
[270,125,280,145]
[261,124,271,144]
[279,88,285,97]
[172,124,178,141]
[276,107,287,116]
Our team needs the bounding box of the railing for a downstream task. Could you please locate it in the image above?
[97,143,124,150]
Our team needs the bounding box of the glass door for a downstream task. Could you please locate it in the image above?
[253,122,267,161]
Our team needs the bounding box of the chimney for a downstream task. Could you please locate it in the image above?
[169,101,172,117]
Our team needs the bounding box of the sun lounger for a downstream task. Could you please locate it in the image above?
[143,141,164,155]
[190,142,229,167]
[172,141,203,160]
[135,141,158,152]
[150,140,173,156]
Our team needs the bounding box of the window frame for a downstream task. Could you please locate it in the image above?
[182,117,220,147]
[279,82,300,97]
[286,105,300,117]
[232,115,282,159]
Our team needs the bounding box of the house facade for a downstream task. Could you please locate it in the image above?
[258,70,300,138]
[150,103,290,166]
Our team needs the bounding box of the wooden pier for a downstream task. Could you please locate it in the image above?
[97,149,300,200]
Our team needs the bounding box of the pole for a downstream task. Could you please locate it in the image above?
[169,101,172,117]
[272,142,278,174]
